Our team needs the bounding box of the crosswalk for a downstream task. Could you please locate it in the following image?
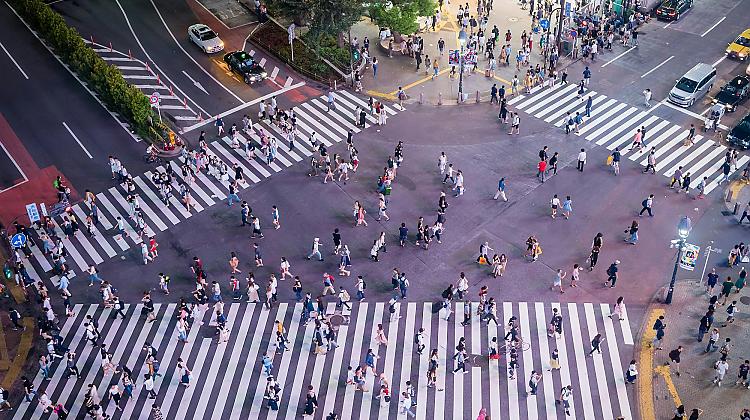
[508,83,748,194]
[14,300,635,420]
[21,90,399,287]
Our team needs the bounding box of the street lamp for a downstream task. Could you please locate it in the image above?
[665,216,692,304]
[458,29,467,103]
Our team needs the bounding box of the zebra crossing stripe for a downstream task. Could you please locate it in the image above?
[651,131,689,161]
[358,302,385,420]
[518,302,538,419]
[133,176,181,225]
[144,171,194,218]
[470,303,482,419]
[655,134,703,172]
[578,103,628,136]
[584,303,614,420]
[378,301,401,418]
[229,303,272,418]
[434,306,448,417]
[706,155,750,194]
[534,303,557,419]
[300,102,350,137]
[686,145,727,188]
[217,137,272,179]
[292,106,341,144]
[521,84,578,113]
[339,302,367,419]
[665,137,714,176]
[620,120,672,158]
[70,204,117,258]
[260,122,314,157]
[338,90,398,116]
[50,220,89,271]
[320,302,351,416]
[568,303,596,420]
[584,107,639,141]
[551,302,577,418]
[513,82,568,109]
[279,310,317,420]
[504,302,521,420]
[393,303,416,416]
[415,303,431,419]
[602,304,633,420]
[452,302,464,420]
[334,94,378,125]
[487,306,502,420]
[29,231,53,272]
[168,160,219,204]
[601,114,658,149]
[534,90,587,120]
[308,303,338,417]
[635,126,682,163]
[317,95,370,130]
[547,94,607,125]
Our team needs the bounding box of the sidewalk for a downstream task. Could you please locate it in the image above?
[352,0,543,104]
[724,179,750,222]
[649,280,750,419]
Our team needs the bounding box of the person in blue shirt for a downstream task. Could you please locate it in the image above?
[493,177,507,201]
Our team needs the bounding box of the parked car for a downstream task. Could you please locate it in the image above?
[654,0,692,21]
[713,75,750,112]
[728,112,750,150]
[726,28,750,61]
[223,51,267,84]
[188,24,224,54]
[668,63,716,107]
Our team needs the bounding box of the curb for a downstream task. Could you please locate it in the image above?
[723,180,748,219]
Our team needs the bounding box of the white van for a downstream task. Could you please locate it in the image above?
[668,63,717,107]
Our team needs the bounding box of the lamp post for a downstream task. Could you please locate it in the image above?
[665,216,692,304]
[458,29,467,103]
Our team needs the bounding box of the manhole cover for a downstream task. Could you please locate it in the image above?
[508,17,519,22]
[739,296,750,305]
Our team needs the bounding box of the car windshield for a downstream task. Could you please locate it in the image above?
[199,30,217,41]
[724,84,740,94]
[236,57,255,71]
[659,1,676,10]
[733,118,750,138]
[675,77,698,92]
[735,36,750,47]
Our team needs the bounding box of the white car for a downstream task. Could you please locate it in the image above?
[188,24,224,54]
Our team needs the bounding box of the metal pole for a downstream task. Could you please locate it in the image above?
[665,239,683,304]
[458,45,464,102]
[157,101,162,123]
[699,242,714,284]
[556,0,565,55]
[348,28,354,87]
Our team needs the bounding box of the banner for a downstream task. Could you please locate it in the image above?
[679,243,700,271]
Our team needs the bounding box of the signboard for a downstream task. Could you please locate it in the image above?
[10,233,26,249]
[26,203,40,223]
[40,202,48,217]
[448,49,478,66]
[565,2,571,16]
[149,92,160,107]
[679,243,700,271]
[540,18,549,29]
[448,50,460,66]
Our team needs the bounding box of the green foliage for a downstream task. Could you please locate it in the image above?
[369,0,436,35]
[9,0,153,137]
[275,0,363,37]
[252,23,339,82]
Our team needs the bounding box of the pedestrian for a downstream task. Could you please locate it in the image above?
[639,194,654,217]
[652,315,666,350]
[549,348,561,371]
[736,359,750,387]
[528,371,541,395]
[668,346,683,376]
[577,148,586,171]
[625,360,638,384]
[550,194,560,218]
[643,88,652,107]
[143,373,157,399]
[721,276,734,304]
[552,268,566,293]
[605,260,619,288]
[558,385,573,416]
[713,357,729,386]
[306,238,323,261]
[8,308,23,330]
[588,333,605,356]
[493,177,507,201]
[705,268,719,295]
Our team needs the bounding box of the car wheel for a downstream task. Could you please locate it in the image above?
[675,13,679,20]
[688,99,695,107]
[244,75,251,84]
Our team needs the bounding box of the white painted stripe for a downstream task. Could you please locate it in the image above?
[133,176,181,225]
[685,146,727,187]
[159,104,195,110]
[434,304,448,418]
[62,122,93,159]
[122,74,158,80]
[601,304,633,419]
[338,90,398,116]
[548,95,608,125]
[358,303,385,420]
[567,303,596,420]
[208,304,258,419]
[71,225,104,265]
[601,45,636,67]
[96,192,141,244]
[29,232,53,272]
[533,303,557,419]
[487,307,502,420]
[20,305,96,420]
[277,311,316,420]
[340,303,368,418]
[107,187,159,237]
[284,76,294,87]
[309,303,338,418]
[144,170,194,218]
[230,304,273,418]
[701,16,726,37]
[0,40,29,79]
[85,201,113,230]
[173,115,201,121]
[102,56,138,61]
[507,94,526,105]
[172,305,240,420]
[606,115,661,151]
[577,103,628,136]
[112,186,167,232]
[691,155,729,190]
[471,303,481,420]
[551,303,577,418]
[584,303,614,420]
[325,94,371,129]
[191,162,228,200]
[452,302,465,420]
[209,141,262,184]
[594,111,650,146]
[248,50,255,57]
[377,301,401,419]
[651,131,689,161]
[584,106,638,140]
[260,122,313,157]
[269,66,279,80]
[259,57,267,67]
[51,220,89,271]
[655,134,702,172]
[91,304,137,414]
[663,137,714,176]
[706,155,750,194]
[134,84,170,90]
[22,259,43,285]
[334,94,378,125]
[620,120,672,158]
[518,83,577,112]
[641,55,674,78]
[518,302,538,418]
[223,135,282,173]
[309,99,361,133]
[392,303,416,417]
[247,303,292,419]
[116,65,148,71]
[291,106,339,145]
[70,205,117,258]
[634,125,683,164]
[169,160,219,204]
[504,302,520,420]
[415,303,432,419]
[512,81,567,108]
[533,88,589,119]
[319,301,352,415]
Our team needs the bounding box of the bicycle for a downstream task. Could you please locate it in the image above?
[143,154,163,165]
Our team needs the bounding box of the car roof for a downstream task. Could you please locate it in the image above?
[729,75,750,87]
[682,63,714,80]
[190,24,212,33]
[227,51,252,60]
[739,29,750,38]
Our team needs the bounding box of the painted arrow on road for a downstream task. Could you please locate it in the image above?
[182,70,209,95]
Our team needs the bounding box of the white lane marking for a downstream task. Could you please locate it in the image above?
[701,16,726,37]
[0,40,29,79]
[113,0,210,116]
[712,55,727,67]
[618,304,634,346]
[270,66,279,81]
[259,57,267,67]
[601,45,636,68]
[664,21,673,29]
[284,76,294,87]
[182,81,306,133]
[62,122,93,159]
[641,55,674,78]
[662,101,729,129]
[147,0,244,103]
[122,74,158,80]
[181,70,209,95]
[0,133,29,190]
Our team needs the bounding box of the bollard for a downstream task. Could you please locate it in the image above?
[725,188,734,202]
[90,35,94,45]
[156,74,160,84]
[476,90,480,103]
[333,80,337,91]
[109,42,112,52]
[198,112,203,122]
[169,85,173,96]
[438,92,442,105]
[419,92,424,104]
[128,49,132,60]
[146,62,150,72]
[183,97,188,109]
[734,202,740,215]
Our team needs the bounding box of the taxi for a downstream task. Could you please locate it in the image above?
[726,28,750,61]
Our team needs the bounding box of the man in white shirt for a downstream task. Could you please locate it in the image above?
[577,148,587,172]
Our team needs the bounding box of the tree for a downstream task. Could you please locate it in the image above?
[369,0,436,36]
[276,0,364,38]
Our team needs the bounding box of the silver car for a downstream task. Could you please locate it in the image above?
[188,24,224,54]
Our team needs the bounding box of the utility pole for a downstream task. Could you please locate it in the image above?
[555,0,565,55]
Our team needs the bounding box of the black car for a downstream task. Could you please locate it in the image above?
[655,0,692,21]
[713,75,750,112]
[223,51,267,84]
[728,113,750,150]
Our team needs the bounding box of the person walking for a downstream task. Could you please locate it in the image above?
[605,261,619,288]
[588,333,605,356]
[643,88,652,107]
[558,385,573,416]
[639,194,654,217]
[306,238,323,261]
[668,346,683,376]
[713,356,729,386]
[609,296,625,320]
[625,360,638,384]
[493,177,507,201]
[528,371,541,395]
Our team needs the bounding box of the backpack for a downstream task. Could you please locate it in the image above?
[641,199,648,207]
[442,289,450,299]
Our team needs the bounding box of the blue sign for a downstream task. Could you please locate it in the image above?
[10,233,27,249]
[565,2,571,16]
[540,18,549,30]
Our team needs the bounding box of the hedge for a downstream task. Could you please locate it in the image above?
[9,0,153,136]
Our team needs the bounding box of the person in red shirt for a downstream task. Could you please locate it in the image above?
[537,160,547,182]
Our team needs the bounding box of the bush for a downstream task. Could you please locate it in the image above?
[8,0,153,137]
